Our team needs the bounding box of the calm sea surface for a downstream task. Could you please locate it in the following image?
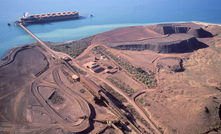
[0,0,221,58]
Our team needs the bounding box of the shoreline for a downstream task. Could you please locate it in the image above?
[1,21,221,61]
[0,43,36,65]
[192,21,221,26]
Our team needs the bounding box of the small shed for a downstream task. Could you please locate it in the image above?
[103,63,113,69]
[100,55,107,60]
[72,74,79,80]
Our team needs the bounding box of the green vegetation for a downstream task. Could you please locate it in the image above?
[70,65,87,75]
[107,77,134,97]
[101,83,127,102]
[95,46,157,88]
[61,68,75,83]
[137,96,150,107]
[49,92,65,105]
[202,123,221,134]
[126,105,152,130]
[51,36,94,58]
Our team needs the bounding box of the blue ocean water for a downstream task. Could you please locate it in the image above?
[0,0,221,58]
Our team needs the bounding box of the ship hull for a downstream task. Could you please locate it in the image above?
[20,11,80,24]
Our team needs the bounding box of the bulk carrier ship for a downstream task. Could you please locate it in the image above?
[20,11,80,23]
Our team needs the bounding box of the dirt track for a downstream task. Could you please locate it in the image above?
[73,22,221,134]
[74,34,163,134]
[0,45,91,133]
[2,22,220,134]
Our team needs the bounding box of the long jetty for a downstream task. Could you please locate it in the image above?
[15,21,154,133]
[15,21,81,77]
[15,22,57,58]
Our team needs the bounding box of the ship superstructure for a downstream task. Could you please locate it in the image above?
[20,11,80,23]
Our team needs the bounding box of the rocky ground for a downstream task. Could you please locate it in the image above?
[136,23,221,133]
[1,22,221,134]
[68,22,221,133]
